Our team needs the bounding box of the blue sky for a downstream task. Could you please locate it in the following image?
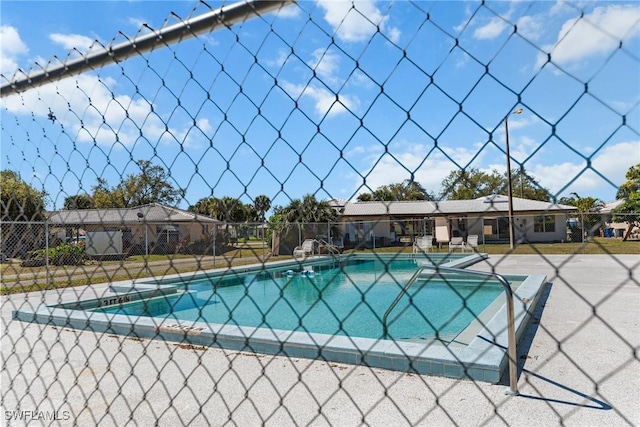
[1,0,639,211]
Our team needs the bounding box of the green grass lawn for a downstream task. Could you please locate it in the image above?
[1,237,637,295]
[349,237,640,255]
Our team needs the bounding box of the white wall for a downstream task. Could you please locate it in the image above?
[86,231,123,255]
[516,214,567,243]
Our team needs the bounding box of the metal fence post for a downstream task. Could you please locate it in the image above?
[44,220,50,289]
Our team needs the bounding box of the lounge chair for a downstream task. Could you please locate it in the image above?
[435,225,450,249]
[448,236,465,252]
[466,234,479,251]
[413,235,433,253]
[293,239,316,259]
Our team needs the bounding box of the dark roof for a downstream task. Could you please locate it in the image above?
[47,203,220,225]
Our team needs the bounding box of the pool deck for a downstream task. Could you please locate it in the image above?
[2,254,639,426]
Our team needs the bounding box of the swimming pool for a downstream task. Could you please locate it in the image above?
[93,258,513,343]
[14,253,547,382]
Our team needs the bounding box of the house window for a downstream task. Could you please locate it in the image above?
[157,225,180,243]
[534,215,555,233]
[355,221,364,242]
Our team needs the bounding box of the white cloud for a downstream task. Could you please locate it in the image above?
[0,25,28,75]
[347,139,638,201]
[265,49,289,69]
[388,27,401,44]
[348,143,484,198]
[609,100,635,113]
[548,0,592,16]
[317,0,400,43]
[473,17,508,40]
[508,135,538,164]
[537,4,640,68]
[281,81,358,117]
[0,73,197,148]
[549,0,569,16]
[196,118,213,134]
[127,17,149,33]
[308,48,341,83]
[345,145,368,157]
[516,15,543,41]
[202,35,219,47]
[455,51,470,68]
[273,3,301,19]
[49,33,97,55]
[529,141,639,199]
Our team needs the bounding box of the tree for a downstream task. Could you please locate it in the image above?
[92,177,125,208]
[439,169,503,200]
[612,192,640,241]
[254,195,271,222]
[357,192,375,202]
[121,160,184,207]
[63,194,95,210]
[188,196,217,217]
[616,163,639,200]
[612,163,640,240]
[274,194,337,238]
[0,170,47,221]
[1,170,48,259]
[279,194,337,223]
[188,196,254,244]
[559,192,606,237]
[558,192,605,213]
[270,195,339,250]
[439,168,551,201]
[357,180,433,201]
[508,169,552,202]
[92,160,184,208]
[212,196,248,223]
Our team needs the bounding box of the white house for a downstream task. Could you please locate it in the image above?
[337,195,577,246]
[47,203,220,255]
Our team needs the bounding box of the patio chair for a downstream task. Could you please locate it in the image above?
[435,225,450,249]
[448,236,465,252]
[293,239,316,259]
[466,234,479,251]
[413,235,433,253]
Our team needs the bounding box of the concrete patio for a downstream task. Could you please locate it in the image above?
[1,254,638,426]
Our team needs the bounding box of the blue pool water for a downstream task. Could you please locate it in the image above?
[95,258,508,342]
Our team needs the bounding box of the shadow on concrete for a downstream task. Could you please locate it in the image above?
[494,282,612,410]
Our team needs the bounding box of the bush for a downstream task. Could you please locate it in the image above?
[27,243,89,266]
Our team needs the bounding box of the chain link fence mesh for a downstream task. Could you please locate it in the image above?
[1,1,639,425]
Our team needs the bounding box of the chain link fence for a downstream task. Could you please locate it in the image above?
[1,1,639,425]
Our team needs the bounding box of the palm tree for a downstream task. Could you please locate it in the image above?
[560,192,605,212]
[559,192,606,237]
[188,197,217,216]
[254,195,271,222]
[278,194,338,239]
[63,194,95,210]
[280,194,336,223]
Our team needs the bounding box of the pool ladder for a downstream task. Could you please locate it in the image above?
[382,265,520,396]
[317,239,341,259]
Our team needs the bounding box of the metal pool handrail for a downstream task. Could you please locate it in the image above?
[381,265,520,396]
[317,239,340,257]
